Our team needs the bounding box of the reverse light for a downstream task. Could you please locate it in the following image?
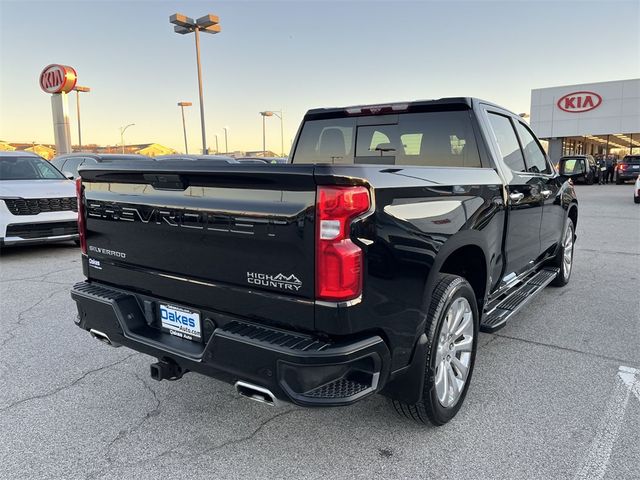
[76,178,87,254]
[316,186,370,302]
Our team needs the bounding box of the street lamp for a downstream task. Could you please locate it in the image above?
[119,123,135,153]
[259,111,274,156]
[73,86,90,150]
[223,126,229,154]
[213,133,219,153]
[177,101,192,154]
[261,110,284,157]
[170,13,221,155]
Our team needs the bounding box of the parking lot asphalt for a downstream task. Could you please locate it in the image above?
[1,184,638,480]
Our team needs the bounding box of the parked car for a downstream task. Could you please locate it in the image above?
[616,155,640,184]
[0,151,78,247]
[155,154,238,164]
[557,155,599,184]
[51,153,152,180]
[71,97,578,426]
[634,175,640,203]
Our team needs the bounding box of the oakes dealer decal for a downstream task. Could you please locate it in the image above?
[247,272,302,291]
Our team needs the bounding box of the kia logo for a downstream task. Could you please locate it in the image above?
[557,91,602,113]
[39,64,77,94]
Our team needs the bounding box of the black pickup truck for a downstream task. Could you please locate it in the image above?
[71,98,579,425]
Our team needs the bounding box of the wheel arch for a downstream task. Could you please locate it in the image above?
[380,231,491,405]
[424,232,491,315]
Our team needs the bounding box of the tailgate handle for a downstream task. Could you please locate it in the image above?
[144,174,187,190]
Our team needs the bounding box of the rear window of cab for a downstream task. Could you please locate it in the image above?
[292,111,482,168]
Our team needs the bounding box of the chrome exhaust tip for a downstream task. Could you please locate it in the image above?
[89,329,121,347]
[235,381,279,407]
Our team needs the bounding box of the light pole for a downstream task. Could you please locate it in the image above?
[213,133,219,153]
[223,126,229,154]
[73,86,90,150]
[259,111,274,156]
[119,123,135,153]
[177,101,192,154]
[170,13,221,155]
[261,110,284,156]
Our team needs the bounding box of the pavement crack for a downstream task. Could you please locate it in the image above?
[104,370,162,464]
[492,333,638,366]
[200,408,298,454]
[0,352,139,413]
[0,286,69,349]
[0,265,79,283]
[118,407,298,471]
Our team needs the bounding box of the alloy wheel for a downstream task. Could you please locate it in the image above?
[434,297,474,408]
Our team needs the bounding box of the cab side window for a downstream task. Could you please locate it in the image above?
[487,113,526,172]
[515,122,551,174]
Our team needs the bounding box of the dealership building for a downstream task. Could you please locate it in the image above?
[530,78,640,161]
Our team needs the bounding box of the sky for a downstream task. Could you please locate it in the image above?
[1,0,639,154]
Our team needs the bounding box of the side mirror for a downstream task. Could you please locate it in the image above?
[558,159,585,178]
[64,172,74,180]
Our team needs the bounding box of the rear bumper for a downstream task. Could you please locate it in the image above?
[71,281,391,406]
[618,171,639,181]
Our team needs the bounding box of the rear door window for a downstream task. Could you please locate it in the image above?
[293,111,482,167]
[486,113,526,173]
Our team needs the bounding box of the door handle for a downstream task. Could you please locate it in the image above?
[509,192,524,203]
[541,189,552,199]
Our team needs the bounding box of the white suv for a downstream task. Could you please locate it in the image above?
[0,151,78,247]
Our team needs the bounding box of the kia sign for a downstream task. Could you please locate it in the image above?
[557,91,602,113]
[39,64,77,94]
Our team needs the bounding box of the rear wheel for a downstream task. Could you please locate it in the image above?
[551,217,574,287]
[391,274,478,425]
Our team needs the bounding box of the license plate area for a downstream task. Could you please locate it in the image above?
[159,303,202,342]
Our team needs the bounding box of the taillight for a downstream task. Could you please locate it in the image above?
[76,177,87,254]
[316,186,370,302]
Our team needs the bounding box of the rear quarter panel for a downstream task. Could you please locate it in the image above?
[314,165,505,370]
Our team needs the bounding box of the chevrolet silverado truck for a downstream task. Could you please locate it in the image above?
[71,98,579,425]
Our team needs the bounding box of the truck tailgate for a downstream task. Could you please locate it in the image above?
[79,163,317,331]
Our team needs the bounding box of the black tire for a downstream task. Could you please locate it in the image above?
[585,173,594,185]
[391,274,479,426]
[634,195,640,204]
[616,178,623,185]
[550,217,575,287]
